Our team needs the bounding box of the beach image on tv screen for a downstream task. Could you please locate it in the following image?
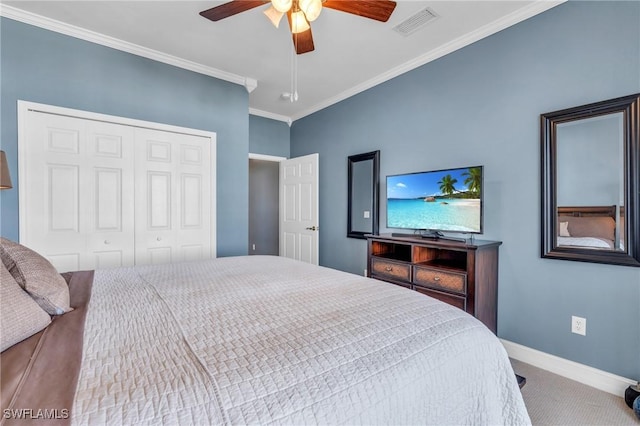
[387,166,482,233]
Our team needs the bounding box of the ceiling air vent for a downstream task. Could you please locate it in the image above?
[393,7,439,37]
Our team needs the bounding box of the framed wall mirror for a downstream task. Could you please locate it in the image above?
[347,150,380,239]
[541,93,639,267]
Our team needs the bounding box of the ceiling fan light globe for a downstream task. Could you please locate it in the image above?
[299,0,322,22]
[291,10,310,34]
[264,6,284,28]
[271,0,292,13]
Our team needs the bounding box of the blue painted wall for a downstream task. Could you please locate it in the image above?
[0,18,249,256]
[290,1,640,379]
[249,115,290,158]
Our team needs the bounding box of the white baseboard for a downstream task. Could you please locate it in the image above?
[501,339,637,396]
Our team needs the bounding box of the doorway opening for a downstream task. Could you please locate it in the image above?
[248,155,283,255]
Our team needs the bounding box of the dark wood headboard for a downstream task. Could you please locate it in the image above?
[557,205,618,219]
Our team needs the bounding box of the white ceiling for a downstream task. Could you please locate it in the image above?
[1,1,563,123]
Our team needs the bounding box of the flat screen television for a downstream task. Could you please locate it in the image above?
[386,165,483,237]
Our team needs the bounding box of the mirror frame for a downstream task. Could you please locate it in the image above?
[541,93,640,267]
[347,150,380,239]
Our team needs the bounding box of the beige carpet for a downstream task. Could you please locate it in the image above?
[511,359,638,425]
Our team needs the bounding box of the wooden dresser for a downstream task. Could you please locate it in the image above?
[366,234,502,333]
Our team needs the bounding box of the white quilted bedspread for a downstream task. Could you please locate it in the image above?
[73,255,530,425]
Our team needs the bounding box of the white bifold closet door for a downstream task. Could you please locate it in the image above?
[134,128,211,265]
[20,107,213,272]
[22,112,136,272]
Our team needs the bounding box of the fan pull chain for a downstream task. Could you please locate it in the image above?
[290,33,299,102]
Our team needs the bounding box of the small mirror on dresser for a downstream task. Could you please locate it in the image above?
[541,93,640,267]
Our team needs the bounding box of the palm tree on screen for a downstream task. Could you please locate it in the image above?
[462,167,481,197]
[438,175,457,196]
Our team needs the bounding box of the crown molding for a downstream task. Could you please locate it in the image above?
[249,108,293,126]
[244,78,258,94]
[0,4,258,93]
[248,153,287,161]
[1,1,564,123]
[289,0,566,122]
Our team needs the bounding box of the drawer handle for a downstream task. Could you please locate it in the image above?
[433,276,441,281]
[385,266,393,272]
[104,240,110,245]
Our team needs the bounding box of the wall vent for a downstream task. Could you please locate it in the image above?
[393,7,439,37]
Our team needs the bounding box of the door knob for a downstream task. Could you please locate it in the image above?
[305,226,318,231]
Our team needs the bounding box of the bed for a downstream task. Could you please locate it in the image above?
[557,205,624,250]
[1,238,530,425]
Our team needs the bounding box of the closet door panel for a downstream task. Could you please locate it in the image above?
[134,129,177,265]
[21,112,87,272]
[181,174,202,228]
[85,121,135,269]
[148,247,173,265]
[22,113,136,271]
[94,168,122,231]
[48,165,80,232]
[177,135,211,262]
[134,128,212,265]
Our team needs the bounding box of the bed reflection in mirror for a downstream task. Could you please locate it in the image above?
[556,113,625,252]
[541,93,639,267]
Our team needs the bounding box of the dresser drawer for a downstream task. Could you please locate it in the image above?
[413,266,466,295]
[371,258,411,283]
[414,286,466,311]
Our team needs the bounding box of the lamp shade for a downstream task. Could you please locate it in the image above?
[299,0,322,22]
[271,0,292,13]
[0,151,12,189]
[290,10,310,34]
[264,5,284,28]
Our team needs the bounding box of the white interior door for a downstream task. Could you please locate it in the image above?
[20,111,135,271]
[279,153,319,265]
[134,128,212,265]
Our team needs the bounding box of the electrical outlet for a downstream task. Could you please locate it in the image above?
[364,269,368,277]
[571,315,586,336]
[252,244,256,251]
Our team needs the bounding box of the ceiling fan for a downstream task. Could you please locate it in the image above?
[200,0,397,55]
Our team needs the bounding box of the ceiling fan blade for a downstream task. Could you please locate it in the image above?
[323,0,397,22]
[286,12,315,54]
[292,29,315,54]
[200,0,269,21]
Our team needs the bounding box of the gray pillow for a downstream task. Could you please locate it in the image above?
[1,262,51,352]
[0,238,72,315]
